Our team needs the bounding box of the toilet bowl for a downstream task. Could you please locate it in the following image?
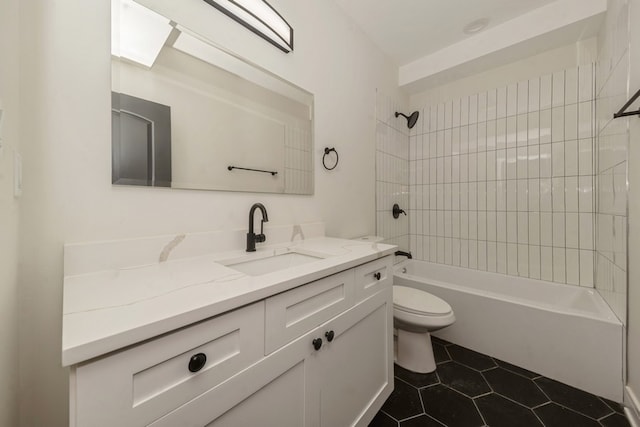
[393,285,455,373]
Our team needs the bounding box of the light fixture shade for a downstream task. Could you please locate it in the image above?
[111,0,173,68]
[202,0,293,53]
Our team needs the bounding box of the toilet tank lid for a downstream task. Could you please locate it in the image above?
[393,286,452,315]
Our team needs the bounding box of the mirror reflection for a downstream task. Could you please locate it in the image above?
[111,0,314,194]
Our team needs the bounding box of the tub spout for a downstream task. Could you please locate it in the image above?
[395,250,412,259]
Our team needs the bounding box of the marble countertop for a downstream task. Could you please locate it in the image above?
[62,235,395,366]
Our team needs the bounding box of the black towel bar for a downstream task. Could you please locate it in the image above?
[614,88,640,119]
[227,166,277,176]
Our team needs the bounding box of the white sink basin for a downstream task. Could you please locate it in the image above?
[225,252,325,276]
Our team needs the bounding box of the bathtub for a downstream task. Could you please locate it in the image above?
[394,260,624,401]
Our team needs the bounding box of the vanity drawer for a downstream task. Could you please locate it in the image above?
[265,269,355,354]
[73,302,265,427]
[354,256,392,303]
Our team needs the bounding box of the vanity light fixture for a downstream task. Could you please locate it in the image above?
[202,0,293,53]
[111,0,173,68]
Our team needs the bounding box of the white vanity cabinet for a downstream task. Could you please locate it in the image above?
[69,255,393,427]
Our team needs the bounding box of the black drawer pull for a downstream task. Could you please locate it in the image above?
[188,353,207,373]
[325,330,335,342]
[312,338,323,351]
[374,272,381,280]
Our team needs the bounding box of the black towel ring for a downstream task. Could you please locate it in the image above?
[323,147,339,170]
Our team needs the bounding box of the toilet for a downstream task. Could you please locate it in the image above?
[393,285,455,373]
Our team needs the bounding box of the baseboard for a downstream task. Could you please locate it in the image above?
[625,386,640,427]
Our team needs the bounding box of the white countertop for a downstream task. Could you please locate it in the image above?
[62,234,395,366]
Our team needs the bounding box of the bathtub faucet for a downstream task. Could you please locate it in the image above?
[395,250,412,259]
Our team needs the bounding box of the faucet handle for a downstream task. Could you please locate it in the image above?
[255,234,266,243]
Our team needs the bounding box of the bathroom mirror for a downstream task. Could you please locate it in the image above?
[111,0,314,194]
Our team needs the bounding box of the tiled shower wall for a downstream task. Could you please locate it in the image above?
[376,91,409,251]
[408,66,596,286]
[595,0,630,323]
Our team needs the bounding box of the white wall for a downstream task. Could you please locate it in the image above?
[0,0,21,425]
[17,0,403,425]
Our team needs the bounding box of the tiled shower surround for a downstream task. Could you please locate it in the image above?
[408,66,596,286]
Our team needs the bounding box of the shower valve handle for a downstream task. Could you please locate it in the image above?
[392,204,406,219]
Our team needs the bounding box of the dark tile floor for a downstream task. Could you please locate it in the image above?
[370,337,630,427]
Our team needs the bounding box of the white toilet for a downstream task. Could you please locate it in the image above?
[393,285,455,373]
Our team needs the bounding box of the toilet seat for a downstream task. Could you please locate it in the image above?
[393,286,452,316]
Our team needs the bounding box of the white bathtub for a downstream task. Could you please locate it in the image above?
[394,260,624,401]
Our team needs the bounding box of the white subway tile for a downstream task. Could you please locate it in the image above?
[566,248,580,285]
[579,249,594,287]
[486,120,497,150]
[460,96,469,125]
[552,177,565,212]
[539,109,552,144]
[579,65,594,103]
[529,212,540,245]
[528,179,540,211]
[445,100,453,129]
[540,144,552,177]
[552,107,565,142]
[437,236,445,263]
[540,74,552,110]
[528,112,540,145]
[518,80,529,114]
[579,213,594,250]
[469,182,478,211]
[507,83,518,117]
[487,89,497,121]
[437,103,445,130]
[445,237,453,265]
[578,101,593,138]
[469,240,478,269]
[517,114,528,147]
[469,211,478,240]
[496,180,507,211]
[497,211,507,242]
[529,245,541,279]
[477,122,487,152]
[487,181,497,211]
[507,148,517,179]
[565,67,578,105]
[579,176,594,213]
[518,244,529,277]
[553,212,566,247]
[517,146,528,179]
[507,243,519,275]
[469,94,478,125]
[507,116,518,148]
[518,179,528,211]
[478,92,487,123]
[552,142,565,177]
[487,211,497,241]
[565,140,578,176]
[460,239,469,267]
[565,104,578,141]
[541,246,554,281]
[497,86,507,119]
[452,238,460,266]
[529,77,540,112]
[566,212,579,249]
[528,145,540,178]
[541,212,553,246]
[496,118,506,149]
[553,247,566,283]
[478,241,488,271]
[452,99,461,128]
[478,181,487,212]
[552,70,565,108]
[430,236,437,262]
[507,212,518,243]
[469,124,478,153]
[497,242,507,273]
[478,211,487,241]
[469,153,478,182]
[565,176,579,212]
[452,211,460,238]
[518,211,529,244]
[460,125,469,154]
[507,180,518,211]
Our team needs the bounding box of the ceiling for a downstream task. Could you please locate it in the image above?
[333,0,558,65]
[333,0,606,90]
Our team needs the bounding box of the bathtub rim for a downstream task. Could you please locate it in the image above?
[393,259,621,326]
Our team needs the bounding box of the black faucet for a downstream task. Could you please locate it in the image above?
[246,203,269,252]
[395,250,412,259]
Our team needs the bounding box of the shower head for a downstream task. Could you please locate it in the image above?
[395,111,419,129]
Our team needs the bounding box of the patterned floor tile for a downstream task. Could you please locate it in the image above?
[395,363,440,389]
[534,402,601,427]
[447,345,497,371]
[381,377,424,421]
[437,362,491,398]
[534,377,613,419]
[475,393,543,427]
[420,384,484,427]
[482,367,548,407]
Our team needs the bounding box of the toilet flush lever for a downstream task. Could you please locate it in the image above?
[392,203,406,219]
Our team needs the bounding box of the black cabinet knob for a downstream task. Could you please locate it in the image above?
[312,338,323,351]
[188,353,207,373]
[325,330,335,342]
[374,272,381,280]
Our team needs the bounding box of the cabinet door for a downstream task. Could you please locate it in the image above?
[318,288,393,427]
[149,325,323,427]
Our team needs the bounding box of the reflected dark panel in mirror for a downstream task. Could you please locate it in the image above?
[112,92,172,187]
